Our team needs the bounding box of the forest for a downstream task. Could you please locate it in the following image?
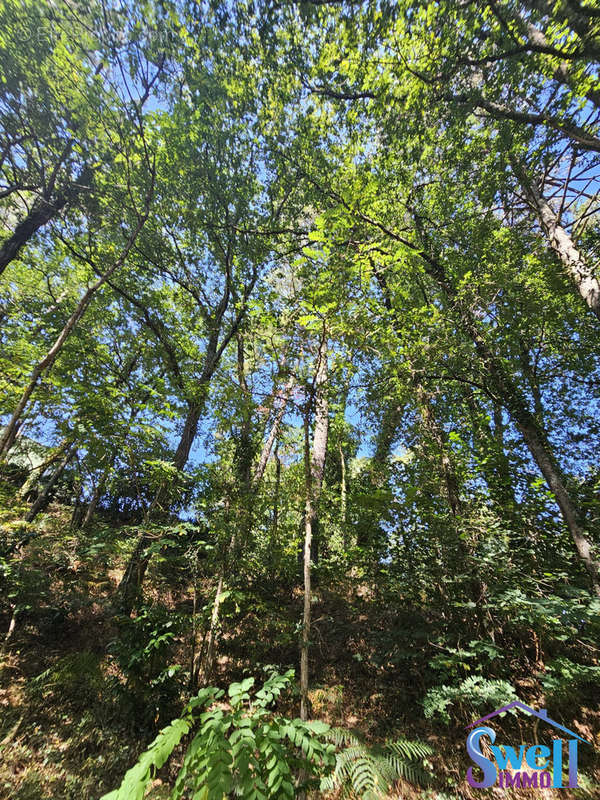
[1,0,599,798]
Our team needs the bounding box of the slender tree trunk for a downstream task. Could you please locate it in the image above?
[462,388,518,513]
[81,383,143,529]
[0,206,151,456]
[116,532,156,614]
[300,408,313,724]
[70,481,85,528]
[172,399,206,472]
[116,353,226,614]
[415,382,462,517]
[81,463,113,528]
[0,159,91,278]
[81,482,103,528]
[517,416,600,594]
[0,196,69,276]
[115,395,207,614]
[115,257,258,613]
[420,250,600,594]
[17,438,73,500]
[193,566,228,690]
[300,330,329,722]
[23,444,76,523]
[2,604,18,651]
[192,373,295,687]
[200,574,225,683]
[516,166,600,321]
[472,338,600,593]
[234,334,255,555]
[272,444,281,550]
[253,375,295,484]
[474,331,599,594]
[339,441,347,550]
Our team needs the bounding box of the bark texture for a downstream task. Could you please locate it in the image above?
[520,171,600,322]
[300,330,329,722]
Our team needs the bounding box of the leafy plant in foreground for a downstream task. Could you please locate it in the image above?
[321,727,433,799]
[100,670,335,800]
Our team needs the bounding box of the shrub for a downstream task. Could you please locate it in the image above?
[100,671,335,800]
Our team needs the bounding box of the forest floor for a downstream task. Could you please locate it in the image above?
[0,497,598,799]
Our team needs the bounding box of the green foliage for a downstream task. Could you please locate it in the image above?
[28,651,103,703]
[321,727,433,799]
[108,604,183,726]
[428,640,504,680]
[3,0,600,797]
[101,671,335,800]
[423,677,519,725]
[541,657,600,702]
[101,716,192,800]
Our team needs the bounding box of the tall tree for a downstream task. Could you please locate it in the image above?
[300,324,329,721]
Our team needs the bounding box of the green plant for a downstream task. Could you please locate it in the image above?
[541,657,600,701]
[428,639,504,680]
[100,671,335,800]
[321,727,433,799]
[28,651,103,703]
[108,603,183,726]
[423,676,518,724]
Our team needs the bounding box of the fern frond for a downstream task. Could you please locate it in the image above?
[385,738,433,760]
[321,730,433,799]
[325,726,364,747]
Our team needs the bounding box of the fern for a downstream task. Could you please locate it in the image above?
[321,727,433,799]
[100,672,335,800]
[423,676,518,724]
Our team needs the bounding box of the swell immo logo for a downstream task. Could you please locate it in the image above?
[466,701,590,790]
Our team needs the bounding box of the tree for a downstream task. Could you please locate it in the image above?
[300,323,329,722]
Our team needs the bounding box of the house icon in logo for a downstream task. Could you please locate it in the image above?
[465,700,592,789]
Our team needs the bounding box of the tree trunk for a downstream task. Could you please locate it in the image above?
[17,438,73,500]
[516,167,600,321]
[300,330,329,722]
[191,372,295,687]
[24,444,76,523]
[339,441,347,549]
[415,382,462,517]
[0,161,91,278]
[473,337,600,594]
[300,409,313,725]
[0,205,151,456]
[115,395,207,615]
[70,482,85,529]
[463,388,518,513]
[116,532,155,614]
[81,388,142,529]
[0,195,69,276]
[253,375,295,484]
[272,444,281,559]
[81,470,108,528]
[172,399,206,472]
[116,357,220,615]
[421,250,600,594]
[2,604,18,652]
[517,415,600,595]
[115,254,258,612]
